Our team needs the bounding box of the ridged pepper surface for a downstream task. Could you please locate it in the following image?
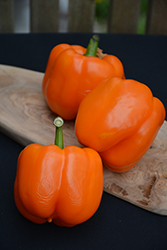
[14,118,103,227]
[42,35,125,120]
[75,77,166,172]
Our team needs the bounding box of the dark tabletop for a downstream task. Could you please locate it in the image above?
[0,33,167,250]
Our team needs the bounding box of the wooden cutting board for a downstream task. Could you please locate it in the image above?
[0,64,167,216]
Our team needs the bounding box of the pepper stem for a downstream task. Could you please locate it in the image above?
[53,117,64,149]
[84,35,100,57]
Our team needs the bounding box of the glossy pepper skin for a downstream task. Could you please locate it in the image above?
[42,35,125,120]
[14,118,103,227]
[75,77,166,173]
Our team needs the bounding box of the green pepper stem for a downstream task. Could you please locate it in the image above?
[84,35,100,57]
[53,117,64,149]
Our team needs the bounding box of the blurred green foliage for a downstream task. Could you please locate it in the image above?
[95,0,148,34]
[95,0,109,23]
[138,0,148,34]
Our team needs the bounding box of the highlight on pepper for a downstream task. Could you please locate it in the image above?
[42,34,125,120]
[75,77,166,173]
[14,117,103,227]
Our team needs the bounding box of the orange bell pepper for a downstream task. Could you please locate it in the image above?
[75,77,166,173]
[42,35,125,120]
[14,117,103,227]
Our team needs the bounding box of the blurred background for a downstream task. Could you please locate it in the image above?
[14,0,147,34]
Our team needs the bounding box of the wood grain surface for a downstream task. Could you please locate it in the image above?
[0,64,167,215]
